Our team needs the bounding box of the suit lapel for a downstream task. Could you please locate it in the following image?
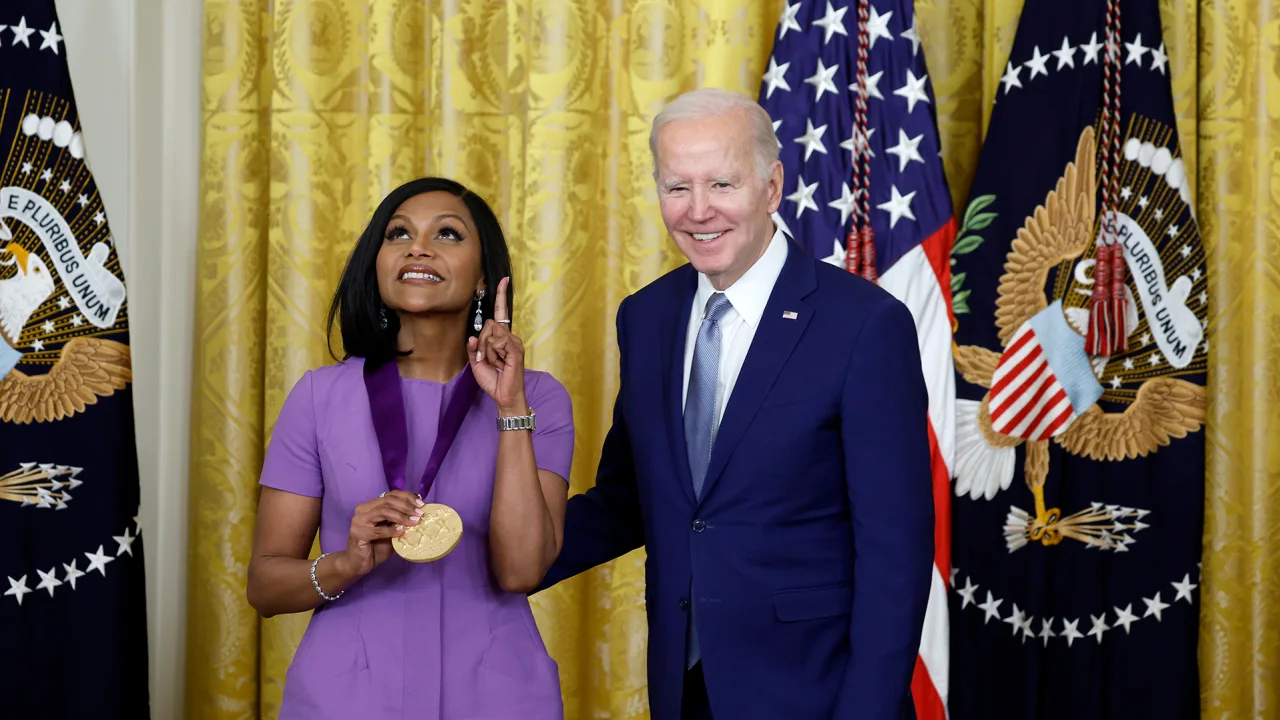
[698,242,817,504]
[662,267,698,506]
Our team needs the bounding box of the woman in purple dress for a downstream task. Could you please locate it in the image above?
[246,177,573,719]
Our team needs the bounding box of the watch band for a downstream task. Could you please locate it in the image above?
[497,408,535,432]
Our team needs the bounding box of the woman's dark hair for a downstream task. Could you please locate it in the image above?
[326,177,513,363]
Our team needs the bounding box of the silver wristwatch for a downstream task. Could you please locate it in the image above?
[497,408,535,432]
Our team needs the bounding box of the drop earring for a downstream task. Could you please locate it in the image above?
[379,306,389,330]
[473,290,485,332]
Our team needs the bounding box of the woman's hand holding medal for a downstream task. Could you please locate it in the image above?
[467,277,527,415]
[337,490,425,578]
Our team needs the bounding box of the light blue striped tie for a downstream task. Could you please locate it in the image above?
[685,292,732,498]
[684,291,731,668]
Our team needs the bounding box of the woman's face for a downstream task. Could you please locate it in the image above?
[375,191,485,320]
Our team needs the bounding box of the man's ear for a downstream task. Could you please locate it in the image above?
[766,160,784,214]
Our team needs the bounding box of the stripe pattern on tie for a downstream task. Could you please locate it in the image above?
[685,292,732,498]
[683,291,731,670]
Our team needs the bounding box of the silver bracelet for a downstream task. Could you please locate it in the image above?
[497,407,535,432]
[310,552,343,602]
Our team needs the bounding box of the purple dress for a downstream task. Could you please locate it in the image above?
[259,357,573,720]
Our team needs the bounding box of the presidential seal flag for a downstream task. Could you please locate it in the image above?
[0,2,149,717]
[759,1,958,716]
[948,0,1206,717]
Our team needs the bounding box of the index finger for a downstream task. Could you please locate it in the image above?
[493,276,510,323]
[385,489,423,505]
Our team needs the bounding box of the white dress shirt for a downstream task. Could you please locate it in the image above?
[681,226,789,424]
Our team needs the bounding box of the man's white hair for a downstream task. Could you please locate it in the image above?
[649,87,780,180]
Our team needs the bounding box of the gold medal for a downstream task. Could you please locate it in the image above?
[393,503,464,562]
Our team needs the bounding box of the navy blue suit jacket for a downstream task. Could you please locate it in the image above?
[539,239,934,719]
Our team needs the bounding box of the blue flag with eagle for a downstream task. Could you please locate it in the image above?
[948,0,1206,717]
[0,2,149,717]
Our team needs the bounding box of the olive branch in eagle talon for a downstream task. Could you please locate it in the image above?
[0,463,83,509]
[952,126,1206,552]
[951,194,998,315]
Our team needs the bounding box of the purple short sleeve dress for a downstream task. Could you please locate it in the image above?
[259,357,574,720]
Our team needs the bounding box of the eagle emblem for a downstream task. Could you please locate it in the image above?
[952,124,1208,552]
[0,90,132,425]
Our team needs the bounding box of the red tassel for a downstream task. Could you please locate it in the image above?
[1084,242,1127,355]
[859,225,877,282]
[844,229,860,276]
[1108,238,1128,352]
[1085,244,1113,355]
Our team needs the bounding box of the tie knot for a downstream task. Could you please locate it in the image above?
[704,292,732,322]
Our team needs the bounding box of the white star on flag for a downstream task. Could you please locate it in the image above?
[1172,573,1198,603]
[113,527,137,557]
[852,70,884,101]
[1124,33,1148,65]
[1088,613,1110,643]
[793,119,829,161]
[11,17,34,48]
[978,591,1003,623]
[85,545,114,576]
[786,176,820,218]
[828,182,857,225]
[1039,618,1056,646]
[1061,618,1084,647]
[1113,604,1139,633]
[1143,592,1170,621]
[762,57,791,98]
[893,69,930,112]
[1151,42,1169,74]
[886,129,925,172]
[1081,32,1103,64]
[812,1,848,44]
[804,58,839,102]
[840,125,875,162]
[1025,46,1050,79]
[5,575,32,605]
[35,567,62,597]
[876,185,917,228]
[63,560,85,590]
[1004,603,1026,637]
[777,2,802,39]
[1052,37,1076,69]
[901,17,921,57]
[39,21,63,54]
[1001,62,1024,94]
[866,6,894,49]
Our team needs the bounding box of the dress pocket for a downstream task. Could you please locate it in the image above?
[287,603,370,682]
[479,606,560,689]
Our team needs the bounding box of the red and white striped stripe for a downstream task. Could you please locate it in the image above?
[988,325,1074,441]
[879,217,956,720]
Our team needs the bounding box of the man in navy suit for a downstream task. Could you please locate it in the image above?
[537,88,934,719]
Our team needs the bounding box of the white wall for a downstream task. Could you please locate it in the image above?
[57,1,202,718]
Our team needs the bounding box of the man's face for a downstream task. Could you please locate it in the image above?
[654,110,783,290]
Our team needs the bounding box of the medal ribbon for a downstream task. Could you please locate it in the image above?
[364,359,479,499]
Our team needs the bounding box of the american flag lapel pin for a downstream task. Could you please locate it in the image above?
[782,311,798,320]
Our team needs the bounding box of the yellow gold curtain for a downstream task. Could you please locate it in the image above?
[184,0,1278,717]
